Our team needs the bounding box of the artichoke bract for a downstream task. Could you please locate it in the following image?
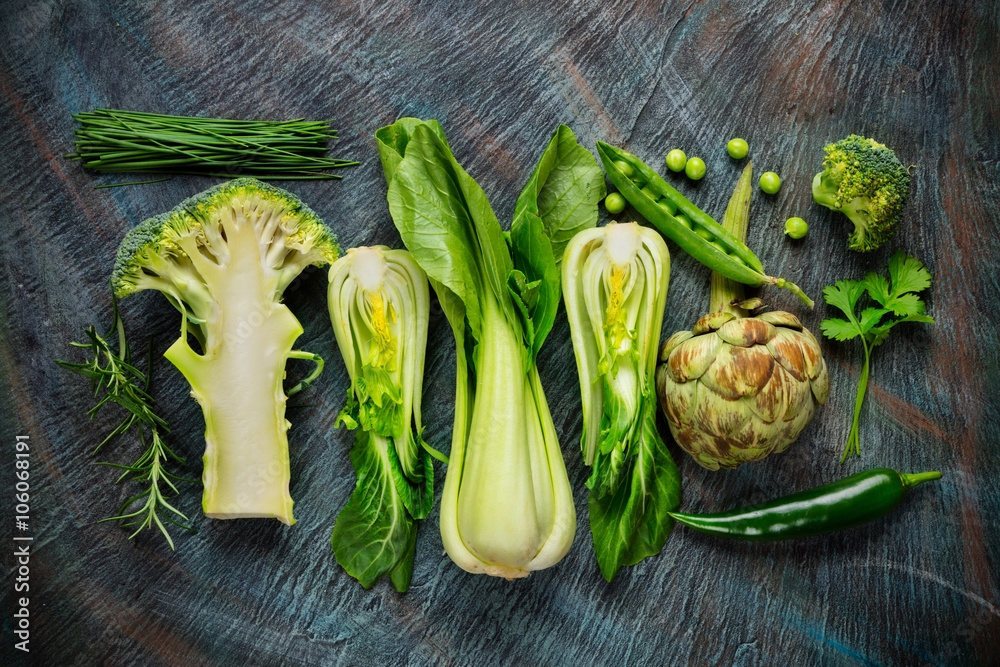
[655,163,829,470]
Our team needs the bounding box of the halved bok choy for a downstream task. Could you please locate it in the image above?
[562,222,681,581]
[328,246,444,591]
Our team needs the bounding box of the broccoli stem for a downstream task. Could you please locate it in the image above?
[164,221,304,525]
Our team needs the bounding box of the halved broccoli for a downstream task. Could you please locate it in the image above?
[112,178,339,525]
[812,135,910,252]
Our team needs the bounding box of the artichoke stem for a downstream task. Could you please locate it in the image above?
[710,162,754,317]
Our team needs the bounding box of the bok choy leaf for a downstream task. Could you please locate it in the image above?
[376,120,603,579]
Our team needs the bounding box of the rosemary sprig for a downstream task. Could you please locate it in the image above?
[56,287,194,548]
[66,109,359,183]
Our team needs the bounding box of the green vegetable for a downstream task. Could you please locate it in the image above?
[812,135,910,252]
[821,251,934,461]
[613,160,635,178]
[658,197,678,215]
[56,293,193,548]
[111,179,338,524]
[727,138,749,159]
[666,149,687,172]
[785,217,809,239]
[759,171,781,194]
[605,192,627,215]
[656,163,829,470]
[669,468,941,540]
[328,246,444,591]
[376,120,602,578]
[685,157,706,180]
[596,142,814,308]
[66,109,358,182]
[562,222,680,581]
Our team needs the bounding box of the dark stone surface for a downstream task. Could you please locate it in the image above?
[1,0,997,664]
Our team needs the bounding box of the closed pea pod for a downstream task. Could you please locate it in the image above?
[596,142,814,308]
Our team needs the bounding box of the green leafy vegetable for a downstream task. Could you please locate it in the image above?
[562,222,680,581]
[328,246,443,591]
[376,120,602,579]
[56,291,193,548]
[111,178,338,524]
[821,251,934,460]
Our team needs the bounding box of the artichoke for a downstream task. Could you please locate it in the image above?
[655,163,829,470]
[656,308,829,470]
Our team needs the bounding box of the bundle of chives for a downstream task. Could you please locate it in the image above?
[66,109,358,181]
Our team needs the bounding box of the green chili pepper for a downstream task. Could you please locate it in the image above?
[668,468,941,541]
[596,142,814,308]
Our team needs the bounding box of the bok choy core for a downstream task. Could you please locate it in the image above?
[562,222,681,581]
[376,119,605,578]
[328,246,441,591]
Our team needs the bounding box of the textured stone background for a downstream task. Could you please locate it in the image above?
[1,0,998,665]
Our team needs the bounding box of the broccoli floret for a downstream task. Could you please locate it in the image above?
[112,178,339,525]
[812,135,910,252]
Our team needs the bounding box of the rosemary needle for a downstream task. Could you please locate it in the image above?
[55,285,194,548]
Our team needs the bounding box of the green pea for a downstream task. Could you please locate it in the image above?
[759,172,781,194]
[685,157,706,181]
[666,149,687,172]
[784,217,808,239]
[674,213,693,229]
[695,226,714,242]
[604,192,626,215]
[727,138,749,159]
[640,185,659,201]
[659,198,678,215]
[613,160,634,178]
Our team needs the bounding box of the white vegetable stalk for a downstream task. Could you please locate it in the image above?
[562,222,678,581]
[439,293,576,579]
[327,246,439,591]
[328,246,429,471]
[563,222,669,472]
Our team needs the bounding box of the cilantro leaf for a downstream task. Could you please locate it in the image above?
[888,249,932,296]
[820,317,862,342]
[820,251,934,462]
[822,280,866,324]
[859,307,890,334]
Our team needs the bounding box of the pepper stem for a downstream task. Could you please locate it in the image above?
[710,162,753,317]
[901,470,942,492]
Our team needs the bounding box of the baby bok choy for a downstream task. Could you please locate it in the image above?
[328,246,442,592]
[562,222,680,581]
[376,119,605,579]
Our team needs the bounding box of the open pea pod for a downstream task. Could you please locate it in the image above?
[596,142,813,308]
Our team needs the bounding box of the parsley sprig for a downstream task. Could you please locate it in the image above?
[56,290,194,548]
[821,251,934,461]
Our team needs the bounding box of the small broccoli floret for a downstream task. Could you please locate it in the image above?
[812,135,910,252]
[112,178,339,525]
